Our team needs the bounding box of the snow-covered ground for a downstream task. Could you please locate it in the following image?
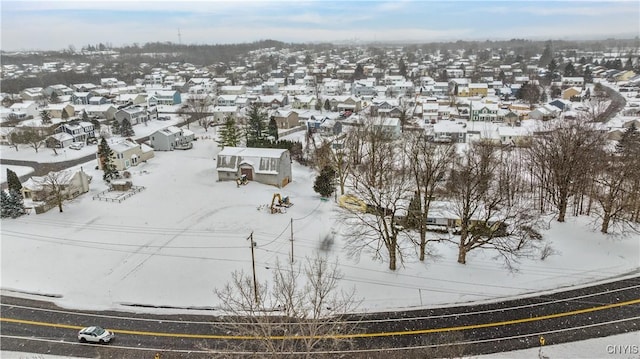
[0,124,639,315]
[3,331,639,358]
[0,114,183,164]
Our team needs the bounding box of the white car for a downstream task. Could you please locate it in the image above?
[68,143,84,150]
[78,326,115,344]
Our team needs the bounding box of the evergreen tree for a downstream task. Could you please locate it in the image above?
[245,104,267,143]
[545,59,557,84]
[398,58,407,78]
[217,115,241,148]
[498,70,507,83]
[313,166,336,198]
[1,190,10,218]
[516,82,542,108]
[624,56,634,70]
[404,192,421,230]
[324,99,331,111]
[111,120,121,135]
[120,119,135,137]
[268,117,279,141]
[1,189,25,219]
[82,110,89,122]
[98,137,118,181]
[40,110,52,125]
[564,61,577,77]
[539,41,553,67]
[49,92,60,104]
[583,66,593,84]
[6,169,22,192]
[353,64,365,80]
[616,123,640,155]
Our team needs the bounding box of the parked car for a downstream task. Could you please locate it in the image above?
[78,326,115,344]
[69,143,84,150]
[158,116,170,121]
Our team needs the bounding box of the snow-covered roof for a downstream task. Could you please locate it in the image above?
[23,170,79,191]
[111,139,140,153]
[48,132,74,142]
[218,147,287,159]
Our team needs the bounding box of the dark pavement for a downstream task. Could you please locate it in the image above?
[1,275,638,358]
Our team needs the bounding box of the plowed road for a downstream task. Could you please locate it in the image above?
[1,275,639,358]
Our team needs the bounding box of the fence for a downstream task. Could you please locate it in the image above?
[92,185,146,203]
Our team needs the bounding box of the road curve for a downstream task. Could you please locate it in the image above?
[1,275,639,358]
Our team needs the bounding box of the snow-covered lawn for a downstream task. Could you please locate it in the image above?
[0,116,183,163]
[0,126,638,314]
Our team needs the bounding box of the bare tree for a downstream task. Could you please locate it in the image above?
[184,94,214,131]
[341,125,412,270]
[446,141,543,267]
[10,129,46,153]
[312,136,350,195]
[593,125,640,233]
[40,171,73,213]
[215,256,360,356]
[406,132,455,261]
[527,120,606,222]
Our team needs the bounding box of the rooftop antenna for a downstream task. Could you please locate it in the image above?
[178,28,182,45]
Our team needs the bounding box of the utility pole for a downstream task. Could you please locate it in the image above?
[290,218,294,264]
[248,231,258,303]
[177,28,182,45]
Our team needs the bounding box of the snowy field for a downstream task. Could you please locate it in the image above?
[1,125,639,315]
[3,330,639,358]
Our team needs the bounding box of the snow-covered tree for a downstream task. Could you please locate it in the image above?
[217,115,241,148]
[1,189,25,219]
[6,168,22,193]
[215,256,360,355]
[244,104,268,144]
[40,110,52,125]
[120,118,135,137]
[313,165,336,198]
[268,116,279,141]
[98,137,118,182]
[447,141,543,267]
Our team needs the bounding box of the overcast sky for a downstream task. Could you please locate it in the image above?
[1,0,638,51]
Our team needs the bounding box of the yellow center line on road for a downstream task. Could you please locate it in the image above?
[2,298,639,340]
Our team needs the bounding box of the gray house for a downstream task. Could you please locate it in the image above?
[149,126,195,151]
[114,106,148,125]
[216,147,292,187]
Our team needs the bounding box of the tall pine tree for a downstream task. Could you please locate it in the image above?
[98,137,118,181]
[268,116,279,141]
[0,190,10,218]
[6,168,22,192]
[245,104,267,144]
[217,115,241,148]
[120,119,135,137]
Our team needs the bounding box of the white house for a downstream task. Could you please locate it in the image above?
[98,139,155,171]
[216,147,292,187]
[149,126,195,151]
